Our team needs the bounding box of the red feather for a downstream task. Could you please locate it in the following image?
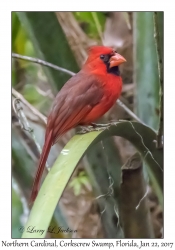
[31,130,53,201]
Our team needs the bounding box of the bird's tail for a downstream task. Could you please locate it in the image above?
[30,130,53,203]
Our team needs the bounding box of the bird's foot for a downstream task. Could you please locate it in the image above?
[77,124,110,134]
[77,126,93,134]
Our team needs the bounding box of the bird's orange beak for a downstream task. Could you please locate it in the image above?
[109,53,126,68]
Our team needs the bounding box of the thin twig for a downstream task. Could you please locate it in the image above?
[13,98,42,152]
[117,99,144,124]
[13,98,50,170]
[12,88,47,125]
[12,53,75,77]
[12,53,143,124]
[153,12,163,148]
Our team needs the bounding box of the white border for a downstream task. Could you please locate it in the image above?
[0,0,174,246]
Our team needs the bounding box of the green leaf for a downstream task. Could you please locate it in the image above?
[12,12,21,49]
[12,131,35,190]
[22,121,163,238]
[12,188,23,238]
[74,12,106,39]
[155,12,163,60]
[17,12,79,92]
[134,12,159,130]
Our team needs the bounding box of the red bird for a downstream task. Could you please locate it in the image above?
[30,46,126,202]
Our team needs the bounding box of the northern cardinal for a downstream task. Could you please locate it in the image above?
[30,46,126,202]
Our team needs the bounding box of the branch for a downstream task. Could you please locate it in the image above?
[153,12,163,148]
[12,53,75,77]
[12,88,47,125]
[12,53,144,124]
[117,99,144,124]
[12,97,50,171]
[13,99,42,153]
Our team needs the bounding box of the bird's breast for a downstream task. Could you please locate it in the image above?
[80,74,122,124]
[103,73,122,103]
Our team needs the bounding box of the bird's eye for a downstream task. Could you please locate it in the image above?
[100,54,105,60]
[100,54,110,63]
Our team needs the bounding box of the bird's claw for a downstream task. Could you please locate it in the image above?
[77,124,108,134]
[77,126,93,134]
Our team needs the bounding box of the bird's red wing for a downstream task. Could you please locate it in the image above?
[45,71,104,145]
[52,105,91,144]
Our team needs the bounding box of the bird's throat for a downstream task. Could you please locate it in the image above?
[106,63,120,76]
[107,65,120,76]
